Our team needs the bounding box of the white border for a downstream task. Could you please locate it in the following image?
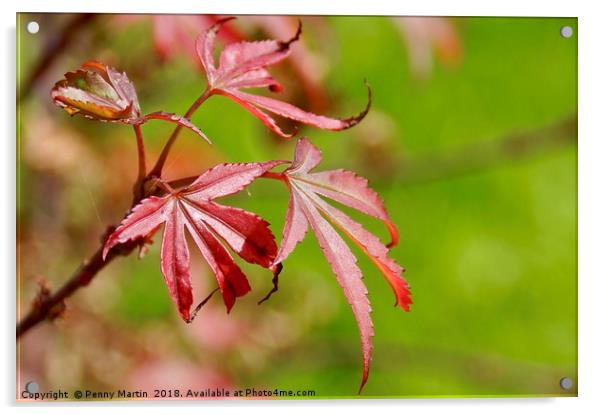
[3,1,601,414]
[5,0,586,16]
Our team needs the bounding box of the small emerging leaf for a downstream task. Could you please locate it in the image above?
[51,61,209,143]
[51,60,141,122]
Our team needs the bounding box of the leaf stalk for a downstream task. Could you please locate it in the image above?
[149,88,213,177]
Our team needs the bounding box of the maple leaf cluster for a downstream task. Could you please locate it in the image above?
[51,17,411,392]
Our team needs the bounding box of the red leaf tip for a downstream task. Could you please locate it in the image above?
[180,308,191,322]
[358,371,370,394]
[279,19,303,49]
[101,242,112,261]
[340,81,372,130]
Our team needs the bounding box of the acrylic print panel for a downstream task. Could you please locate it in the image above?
[16,13,577,400]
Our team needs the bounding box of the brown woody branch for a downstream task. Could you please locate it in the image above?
[16,234,139,338]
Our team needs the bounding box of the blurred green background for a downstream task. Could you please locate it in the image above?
[17,14,577,398]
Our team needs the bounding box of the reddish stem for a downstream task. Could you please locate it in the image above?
[133,124,147,181]
[166,176,198,190]
[164,171,288,191]
[149,88,212,177]
[131,124,148,203]
[260,171,287,181]
[156,180,176,194]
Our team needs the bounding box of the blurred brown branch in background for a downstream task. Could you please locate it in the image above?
[395,115,577,185]
[18,13,97,102]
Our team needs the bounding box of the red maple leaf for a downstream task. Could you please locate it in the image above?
[266,137,412,391]
[103,162,281,321]
[196,18,371,137]
[51,60,210,143]
[113,14,330,110]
